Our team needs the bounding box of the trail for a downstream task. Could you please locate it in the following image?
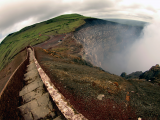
[0,46,87,120]
[18,48,65,120]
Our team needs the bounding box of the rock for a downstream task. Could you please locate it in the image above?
[139,64,160,80]
[97,94,105,100]
[150,64,160,71]
[155,64,159,67]
[19,79,43,96]
[139,70,154,80]
[18,99,39,115]
[120,72,126,78]
[121,71,142,79]
[23,112,33,120]
[138,117,142,120]
[31,106,52,120]
[126,71,143,79]
[22,87,44,103]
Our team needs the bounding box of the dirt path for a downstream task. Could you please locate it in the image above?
[34,34,66,49]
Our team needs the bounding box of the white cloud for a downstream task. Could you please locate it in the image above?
[1,17,36,36]
[125,17,160,73]
[119,0,160,9]
[15,18,36,31]
[0,36,5,43]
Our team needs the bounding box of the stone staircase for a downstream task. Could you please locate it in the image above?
[18,48,64,120]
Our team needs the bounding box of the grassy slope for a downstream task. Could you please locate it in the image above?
[0,14,92,71]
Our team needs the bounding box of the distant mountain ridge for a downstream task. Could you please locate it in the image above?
[105,18,148,27]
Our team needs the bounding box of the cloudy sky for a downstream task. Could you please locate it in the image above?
[0,0,160,43]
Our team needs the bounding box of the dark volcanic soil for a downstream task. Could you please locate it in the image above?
[33,35,160,120]
[34,47,137,120]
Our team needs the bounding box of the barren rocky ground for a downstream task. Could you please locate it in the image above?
[34,34,160,119]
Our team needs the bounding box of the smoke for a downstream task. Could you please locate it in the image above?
[74,18,160,75]
[101,18,160,75]
[124,18,160,74]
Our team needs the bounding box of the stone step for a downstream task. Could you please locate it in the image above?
[31,105,55,120]
[19,93,56,120]
[27,62,35,67]
[25,77,41,85]
[24,69,38,77]
[26,67,37,72]
[18,48,65,120]
[18,99,39,115]
[19,78,43,96]
[22,86,45,103]
[24,73,40,81]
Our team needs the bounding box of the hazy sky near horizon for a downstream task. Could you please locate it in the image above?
[0,0,160,42]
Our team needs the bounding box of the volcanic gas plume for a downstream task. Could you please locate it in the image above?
[74,18,160,75]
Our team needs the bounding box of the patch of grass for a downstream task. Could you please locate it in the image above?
[0,13,93,71]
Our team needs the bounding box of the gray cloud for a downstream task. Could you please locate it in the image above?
[102,18,160,75]
[125,19,160,74]
[121,3,142,9]
[146,6,157,13]
[77,0,114,11]
[0,0,158,42]
[0,1,66,31]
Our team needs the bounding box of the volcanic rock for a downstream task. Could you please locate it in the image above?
[121,71,142,79]
[139,64,160,80]
[120,72,126,78]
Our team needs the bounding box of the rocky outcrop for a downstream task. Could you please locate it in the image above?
[121,71,143,79]
[139,64,160,81]
[120,72,127,78]
[121,64,160,81]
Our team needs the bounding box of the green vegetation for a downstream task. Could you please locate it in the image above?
[0,14,93,71]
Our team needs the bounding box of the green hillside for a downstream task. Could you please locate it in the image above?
[0,14,92,71]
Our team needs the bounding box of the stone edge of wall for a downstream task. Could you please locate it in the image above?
[31,46,88,120]
[0,47,29,119]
